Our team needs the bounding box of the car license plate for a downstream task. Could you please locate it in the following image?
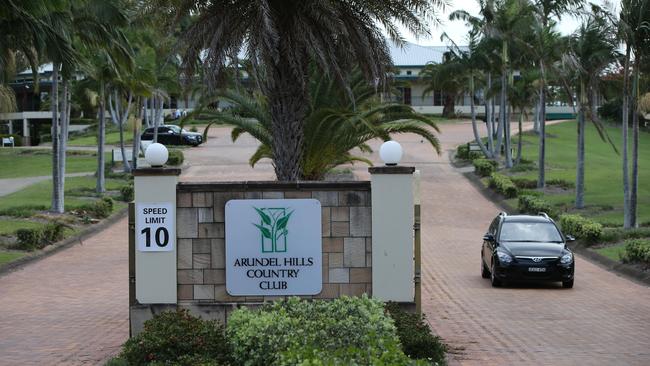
[528,267,546,272]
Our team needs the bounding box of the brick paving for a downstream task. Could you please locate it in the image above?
[400,123,650,365]
[1,121,649,365]
[0,218,129,365]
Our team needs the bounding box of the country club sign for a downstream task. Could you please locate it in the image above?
[225,199,322,296]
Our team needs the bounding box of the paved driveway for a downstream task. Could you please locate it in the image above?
[0,121,648,365]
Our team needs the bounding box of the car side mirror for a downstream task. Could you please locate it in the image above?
[483,233,495,242]
[565,235,575,242]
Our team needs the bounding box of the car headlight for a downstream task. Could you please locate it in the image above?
[497,250,513,264]
[560,252,573,264]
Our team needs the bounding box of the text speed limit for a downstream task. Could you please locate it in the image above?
[136,202,175,252]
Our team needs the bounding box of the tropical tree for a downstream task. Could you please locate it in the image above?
[420,55,467,119]
[148,0,442,181]
[198,70,441,180]
[567,12,619,208]
[533,0,584,188]
[619,0,650,228]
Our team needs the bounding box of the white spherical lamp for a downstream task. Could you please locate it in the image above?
[145,143,169,167]
[379,140,403,166]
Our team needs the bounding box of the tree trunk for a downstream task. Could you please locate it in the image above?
[516,109,523,164]
[470,75,490,158]
[153,96,159,143]
[486,72,494,157]
[495,73,505,157]
[538,60,547,189]
[97,82,106,194]
[57,79,70,214]
[268,61,308,181]
[491,92,497,141]
[51,64,62,213]
[533,98,540,133]
[576,81,586,209]
[132,116,141,170]
[442,94,456,118]
[630,57,640,227]
[504,97,513,168]
[622,46,631,229]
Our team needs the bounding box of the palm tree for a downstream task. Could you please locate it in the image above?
[152,0,442,181]
[568,13,619,209]
[420,55,467,119]
[533,0,584,188]
[197,70,441,180]
[619,0,650,228]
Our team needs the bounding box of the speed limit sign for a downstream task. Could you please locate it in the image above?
[136,202,175,252]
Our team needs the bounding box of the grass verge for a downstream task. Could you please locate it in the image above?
[0,149,108,179]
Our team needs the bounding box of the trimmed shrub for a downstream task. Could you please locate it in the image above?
[385,302,447,364]
[120,185,134,202]
[42,221,66,243]
[601,227,650,243]
[473,158,497,177]
[168,149,184,166]
[227,296,410,366]
[488,173,518,198]
[547,178,575,189]
[456,144,482,161]
[93,197,114,218]
[511,177,537,189]
[15,228,45,251]
[518,195,556,217]
[559,214,603,244]
[621,239,650,265]
[120,309,229,366]
[510,161,536,172]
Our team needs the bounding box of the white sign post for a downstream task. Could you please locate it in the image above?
[136,202,175,252]
[225,199,322,296]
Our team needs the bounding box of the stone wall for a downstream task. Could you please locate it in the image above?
[175,181,372,305]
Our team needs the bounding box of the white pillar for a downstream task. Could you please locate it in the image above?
[369,166,415,302]
[133,168,180,304]
[8,120,13,135]
[22,118,29,144]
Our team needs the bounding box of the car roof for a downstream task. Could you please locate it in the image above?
[501,215,553,223]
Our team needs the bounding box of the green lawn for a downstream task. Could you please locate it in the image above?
[0,251,25,266]
[0,149,108,179]
[0,176,127,216]
[0,220,45,236]
[593,243,626,261]
[68,131,133,146]
[506,121,650,226]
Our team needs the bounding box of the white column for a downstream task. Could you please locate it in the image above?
[133,168,180,304]
[22,118,29,142]
[369,166,415,302]
[8,120,13,135]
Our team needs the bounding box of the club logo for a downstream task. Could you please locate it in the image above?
[253,207,294,253]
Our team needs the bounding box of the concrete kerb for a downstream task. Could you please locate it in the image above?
[0,206,129,277]
[458,160,650,288]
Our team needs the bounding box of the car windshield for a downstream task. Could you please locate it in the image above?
[499,222,563,242]
[168,125,181,134]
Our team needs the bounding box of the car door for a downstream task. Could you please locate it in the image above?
[483,218,498,266]
[157,127,171,145]
[141,127,154,141]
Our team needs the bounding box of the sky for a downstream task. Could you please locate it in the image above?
[400,0,621,47]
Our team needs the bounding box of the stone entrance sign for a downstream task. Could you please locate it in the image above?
[225,199,322,296]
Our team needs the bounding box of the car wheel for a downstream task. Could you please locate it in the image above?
[481,258,490,279]
[562,279,574,289]
[490,262,501,287]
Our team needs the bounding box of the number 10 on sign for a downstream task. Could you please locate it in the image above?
[136,202,175,252]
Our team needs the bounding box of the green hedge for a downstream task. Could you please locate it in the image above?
[227,296,420,366]
[621,239,650,265]
[120,309,229,366]
[511,177,537,189]
[600,227,650,243]
[518,195,556,217]
[488,173,518,198]
[120,185,134,202]
[559,214,603,244]
[385,303,447,363]
[168,149,184,166]
[456,144,482,161]
[15,221,67,251]
[473,158,497,177]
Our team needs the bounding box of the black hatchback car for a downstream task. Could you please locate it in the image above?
[481,212,575,288]
[141,125,203,146]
